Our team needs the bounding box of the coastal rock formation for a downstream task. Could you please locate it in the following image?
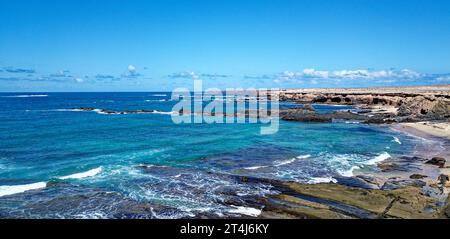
[259,181,444,219]
[279,105,367,123]
[376,156,426,173]
[280,106,331,122]
[381,179,427,190]
[397,96,450,121]
[232,175,447,219]
[409,174,428,179]
[278,85,450,123]
[74,108,161,115]
[426,157,446,168]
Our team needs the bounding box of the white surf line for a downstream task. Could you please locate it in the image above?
[244,165,269,170]
[0,167,103,197]
[228,206,262,217]
[307,177,338,184]
[392,136,402,144]
[365,152,391,165]
[337,166,361,177]
[273,154,311,167]
[0,182,47,197]
[2,94,48,98]
[59,167,102,180]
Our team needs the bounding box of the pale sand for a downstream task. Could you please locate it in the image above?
[364,105,398,114]
[392,121,450,169]
[399,122,450,140]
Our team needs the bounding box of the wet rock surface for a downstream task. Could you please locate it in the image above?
[426,157,446,168]
[279,105,367,123]
[260,180,445,219]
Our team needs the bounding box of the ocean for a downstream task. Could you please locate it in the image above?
[0,92,423,218]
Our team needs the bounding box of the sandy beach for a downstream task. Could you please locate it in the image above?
[397,122,450,140]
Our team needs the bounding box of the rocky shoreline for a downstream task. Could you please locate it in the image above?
[263,85,450,219]
[71,86,450,219]
[278,85,450,124]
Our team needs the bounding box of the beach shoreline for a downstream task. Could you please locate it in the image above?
[259,85,450,218]
[255,123,450,219]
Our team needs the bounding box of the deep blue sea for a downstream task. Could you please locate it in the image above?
[0,92,423,218]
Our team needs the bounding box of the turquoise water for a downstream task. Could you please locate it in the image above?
[0,93,421,218]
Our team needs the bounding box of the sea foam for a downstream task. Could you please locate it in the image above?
[2,94,48,98]
[0,182,47,197]
[59,167,102,180]
[338,166,361,177]
[228,206,262,217]
[273,154,311,167]
[244,165,268,170]
[151,110,175,115]
[307,177,337,184]
[392,136,402,145]
[365,152,391,165]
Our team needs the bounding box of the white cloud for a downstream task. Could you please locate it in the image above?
[302,68,329,78]
[274,68,424,84]
[75,78,84,83]
[128,65,136,73]
[436,75,450,82]
[168,71,199,80]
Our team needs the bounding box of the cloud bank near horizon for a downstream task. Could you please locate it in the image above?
[1,66,450,89]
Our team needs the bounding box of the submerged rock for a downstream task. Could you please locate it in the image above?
[74,108,157,115]
[280,105,331,122]
[410,174,428,179]
[426,157,446,168]
[279,108,367,123]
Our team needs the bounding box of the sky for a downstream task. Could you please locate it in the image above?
[1,0,450,92]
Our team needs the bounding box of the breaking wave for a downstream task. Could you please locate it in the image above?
[0,182,47,197]
[59,167,102,180]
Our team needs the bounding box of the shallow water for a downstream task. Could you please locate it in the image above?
[0,92,425,218]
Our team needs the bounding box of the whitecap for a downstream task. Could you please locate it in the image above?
[296,154,311,159]
[151,110,175,115]
[274,158,297,167]
[55,108,84,112]
[228,206,261,217]
[273,154,310,167]
[244,165,268,170]
[2,94,48,98]
[149,94,167,97]
[59,167,102,180]
[0,182,47,197]
[338,166,360,177]
[392,136,402,145]
[365,152,391,165]
[307,177,337,184]
[145,99,167,102]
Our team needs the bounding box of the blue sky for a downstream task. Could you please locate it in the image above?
[1,0,450,92]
